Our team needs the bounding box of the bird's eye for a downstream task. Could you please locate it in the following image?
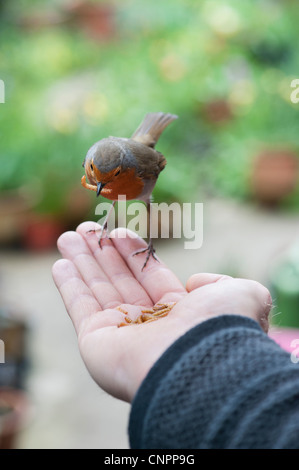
[115,170,120,177]
[90,164,94,171]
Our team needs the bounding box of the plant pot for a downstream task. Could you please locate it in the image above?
[66,1,116,41]
[250,149,299,206]
[202,99,234,125]
[18,1,116,41]
[0,187,35,247]
[22,215,64,251]
[0,388,29,449]
[0,309,28,389]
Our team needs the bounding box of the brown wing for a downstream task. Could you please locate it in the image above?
[124,140,167,179]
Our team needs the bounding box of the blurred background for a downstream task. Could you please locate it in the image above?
[1,0,299,449]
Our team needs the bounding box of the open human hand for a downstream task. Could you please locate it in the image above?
[52,222,272,403]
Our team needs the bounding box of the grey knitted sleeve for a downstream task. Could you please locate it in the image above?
[129,315,299,449]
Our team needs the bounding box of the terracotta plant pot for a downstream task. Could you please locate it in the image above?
[18,1,116,42]
[0,388,29,449]
[22,215,64,251]
[250,149,299,206]
[0,309,28,389]
[202,99,233,125]
[66,1,116,41]
[0,187,35,247]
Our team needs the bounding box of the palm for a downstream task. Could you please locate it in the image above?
[52,222,187,401]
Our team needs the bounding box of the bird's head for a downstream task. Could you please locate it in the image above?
[82,138,124,197]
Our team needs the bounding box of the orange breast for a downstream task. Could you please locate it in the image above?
[101,168,145,201]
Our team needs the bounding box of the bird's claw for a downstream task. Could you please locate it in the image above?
[133,241,159,270]
[86,225,109,249]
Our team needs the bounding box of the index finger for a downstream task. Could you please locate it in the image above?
[57,230,123,310]
[76,222,153,307]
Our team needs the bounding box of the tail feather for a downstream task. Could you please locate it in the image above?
[131,112,178,147]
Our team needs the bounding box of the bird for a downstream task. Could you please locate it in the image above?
[81,112,178,269]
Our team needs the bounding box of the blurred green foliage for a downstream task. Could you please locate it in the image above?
[0,0,299,217]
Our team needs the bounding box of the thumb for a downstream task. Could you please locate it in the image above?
[186,273,233,292]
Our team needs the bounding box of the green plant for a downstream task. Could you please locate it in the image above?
[0,0,299,216]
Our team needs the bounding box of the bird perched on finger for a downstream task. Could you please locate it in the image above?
[81,112,178,269]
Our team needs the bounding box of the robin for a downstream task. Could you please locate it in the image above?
[81,112,178,269]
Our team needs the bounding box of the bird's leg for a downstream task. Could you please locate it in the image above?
[133,201,159,270]
[134,238,158,271]
[87,200,116,248]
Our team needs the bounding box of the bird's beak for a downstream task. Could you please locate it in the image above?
[96,182,103,197]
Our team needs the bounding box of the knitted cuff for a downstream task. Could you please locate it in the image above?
[129,315,295,449]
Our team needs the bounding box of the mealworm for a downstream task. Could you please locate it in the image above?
[117,302,176,327]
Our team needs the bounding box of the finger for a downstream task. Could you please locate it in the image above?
[76,222,153,306]
[57,230,123,309]
[52,258,101,334]
[110,228,186,304]
[186,273,233,292]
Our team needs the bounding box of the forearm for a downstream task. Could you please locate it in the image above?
[129,315,299,449]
